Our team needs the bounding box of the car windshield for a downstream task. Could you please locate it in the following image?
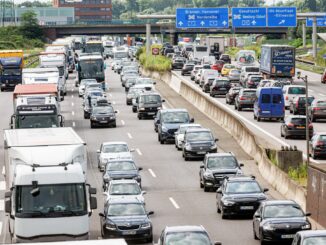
[79,59,103,78]
[87,84,102,89]
[207,156,237,169]
[81,80,96,86]
[263,204,304,218]
[109,183,141,195]
[166,231,211,245]
[316,101,326,106]
[187,131,213,142]
[230,70,240,75]
[288,87,306,94]
[303,237,326,245]
[18,115,59,128]
[162,112,189,123]
[179,125,201,134]
[92,106,114,114]
[224,65,235,69]
[225,181,261,194]
[103,144,129,153]
[243,90,256,96]
[136,79,155,85]
[107,161,136,171]
[291,118,306,124]
[250,77,263,82]
[139,94,161,104]
[319,135,326,141]
[107,203,146,216]
[298,97,314,104]
[88,91,103,97]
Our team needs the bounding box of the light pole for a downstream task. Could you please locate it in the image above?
[297,71,310,166]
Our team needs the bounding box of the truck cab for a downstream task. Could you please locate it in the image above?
[77,54,105,83]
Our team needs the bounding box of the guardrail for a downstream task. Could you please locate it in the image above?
[24,53,39,68]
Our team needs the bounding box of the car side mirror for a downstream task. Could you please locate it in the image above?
[200,164,205,169]
[254,213,261,218]
[58,115,64,127]
[162,99,165,103]
[138,167,143,171]
[5,199,11,213]
[90,196,97,210]
[305,212,311,217]
[190,118,194,123]
[99,212,105,217]
[216,188,222,194]
[215,139,219,142]
[239,163,244,167]
[147,211,154,216]
[141,191,147,195]
[114,111,118,113]
[130,148,135,152]
[263,188,269,193]
[156,120,160,124]
[10,115,15,129]
[104,64,107,70]
[97,150,100,154]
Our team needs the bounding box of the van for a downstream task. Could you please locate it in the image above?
[200,69,219,87]
[254,87,285,121]
[282,85,306,109]
[240,66,260,83]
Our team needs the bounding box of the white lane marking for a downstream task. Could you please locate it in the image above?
[319,93,325,96]
[116,110,120,114]
[71,102,74,107]
[127,133,133,139]
[112,101,116,105]
[71,88,74,92]
[148,169,157,178]
[0,181,6,191]
[169,197,180,209]
[0,200,4,211]
[308,89,313,93]
[0,221,2,236]
[72,121,76,127]
[121,120,125,125]
[72,111,75,116]
[2,166,5,175]
[109,93,113,97]
[136,148,142,156]
[72,95,74,98]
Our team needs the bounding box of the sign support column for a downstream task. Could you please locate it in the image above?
[302,21,306,48]
[146,23,151,56]
[312,17,317,59]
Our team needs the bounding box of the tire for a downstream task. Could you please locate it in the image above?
[90,123,94,128]
[217,203,221,213]
[137,114,141,120]
[254,114,257,120]
[257,116,261,122]
[234,104,237,110]
[260,231,267,245]
[237,106,242,111]
[289,107,293,113]
[0,88,4,92]
[284,133,289,139]
[112,122,117,128]
[221,209,228,219]
[293,110,298,115]
[132,108,137,113]
[184,155,189,161]
[160,136,164,145]
[203,184,209,192]
[281,129,284,137]
[312,150,317,159]
[146,235,153,243]
[311,115,316,122]
[200,179,204,188]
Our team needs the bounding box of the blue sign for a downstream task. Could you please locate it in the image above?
[306,16,326,27]
[267,7,297,27]
[176,8,229,29]
[232,7,267,28]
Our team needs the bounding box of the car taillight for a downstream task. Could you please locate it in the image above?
[239,96,246,100]
[248,80,253,84]
[316,141,325,146]
[313,107,321,111]
[287,123,294,127]
[286,96,289,100]
[309,123,313,128]
[296,100,299,108]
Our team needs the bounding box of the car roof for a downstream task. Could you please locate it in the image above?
[287,115,307,119]
[160,108,188,113]
[102,141,128,146]
[297,230,326,238]
[226,175,257,182]
[108,196,144,204]
[185,128,211,133]
[139,91,160,96]
[179,123,201,128]
[109,179,138,185]
[206,152,235,158]
[261,200,297,206]
[164,226,207,233]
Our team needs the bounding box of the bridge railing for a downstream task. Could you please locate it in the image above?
[40,19,174,26]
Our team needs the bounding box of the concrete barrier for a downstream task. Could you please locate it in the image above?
[143,68,307,211]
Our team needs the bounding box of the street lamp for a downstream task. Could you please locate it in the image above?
[296,71,310,165]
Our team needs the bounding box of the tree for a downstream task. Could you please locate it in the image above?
[112,0,126,19]
[19,11,43,39]
[17,1,51,7]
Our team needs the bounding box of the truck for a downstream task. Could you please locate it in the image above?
[4,127,97,243]
[200,36,225,59]
[83,40,104,57]
[0,50,24,91]
[193,45,210,61]
[46,44,73,75]
[3,239,128,245]
[260,44,295,80]
[77,54,105,84]
[103,40,115,59]
[10,84,64,129]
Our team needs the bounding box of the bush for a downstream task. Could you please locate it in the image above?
[288,38,303,48]
[316,45,326,67]
[288,164,307,186]
[139,53,171,73]
[225,47,240,57]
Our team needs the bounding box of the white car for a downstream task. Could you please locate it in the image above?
[104,179,146,203]
[191,65,203,81]
[282,85,306,109]
[97,141,134,171]
[78,79,97,97]
[175,124,202,150]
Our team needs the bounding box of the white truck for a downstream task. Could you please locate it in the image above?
[200,36,225,59]
[193,45,209,61]
[4,127,97,243]
[3,239,128,245]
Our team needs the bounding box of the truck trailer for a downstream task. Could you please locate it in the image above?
[4,127,96,243]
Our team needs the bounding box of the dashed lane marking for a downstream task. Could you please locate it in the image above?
[72,111,75,116]
[72,121,76,127]
[0,181,6,191]
[71,102,74,107]
[169,197,180,209]
[136,149,142,156]
[127,133,133,139]
[0,200,4,211]
[148,169,157,178]
[2,166,4,175]
[121,120,125,125]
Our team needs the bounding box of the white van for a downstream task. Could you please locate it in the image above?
[200,69,219,87]
[282,85,306,109]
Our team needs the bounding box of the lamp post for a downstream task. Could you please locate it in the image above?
[297,72,310,165]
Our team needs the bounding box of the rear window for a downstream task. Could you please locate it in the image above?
[243,90,256,96]
[250,76,263,82]
[316,101,326,106]
[291,118,306,124]
[262,94,270,103]
[298,97,314,103]
[288,87,306,94]
[245,67,259,73]
[319,135,326,141]
[273,94,282,104]
[216,80,230,85]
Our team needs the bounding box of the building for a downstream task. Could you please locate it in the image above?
[52,0,112,22]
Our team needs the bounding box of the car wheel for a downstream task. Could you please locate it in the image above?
[200,179,204,188]
[281,129,284,137]
[84,113,87,119]
[293,110,297,115]
[234,104,237,110]
[217,203,221,213]
[203,184,209,192]
[311,115,316,122]
[112,122,117,128]
[289,107,293,113]
[312,150,317,159]
[146,235,153,243]
[184,155,189,161]
[221,208,228,219]
[237,105,242,111]
[253,114,257,120]
[160,137,165,145]
[90,122,94,128]
[284,133,289,139]
[132,108,137,113]
[260,230,267,245]
[257,116,261,122]
[137,114,141,120]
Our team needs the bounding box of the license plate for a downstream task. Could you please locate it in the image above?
[219,88,226,90]
[198,151,206,154]
[122,230,137,235]
[281,234,295,239]
[262,111,270,113]
[240,206,254,210]
[297,126,305,129]
[147,112,155,115]
[100,121,108,123]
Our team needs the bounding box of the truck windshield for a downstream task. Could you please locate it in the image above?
[85,44,103,53]
[114,52,128,59]
[3,68,21,76]
[17,115,59,128]
[79,60,104,78]
[16,184,87,217]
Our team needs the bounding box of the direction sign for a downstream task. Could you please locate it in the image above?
[176,8,229,29]
[306,16,326,27]
[232,7,267,28]
[267,7,297,27]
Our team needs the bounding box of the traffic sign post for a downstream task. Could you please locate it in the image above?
[176,8,229,29]
[232,8,267,28]
[267,7,297,27]
[152,47,160,56]
[306,16,326,27]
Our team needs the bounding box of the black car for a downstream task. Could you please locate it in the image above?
[280,116,313,139]
[289,96,315,115]
[308,99,326,122]
[182,128,218,161]
[181,63,195,75]
[209,78,231,97]
[102,160,142,190]
[172,58,185,70]
[220,54,231,64]
[90,105,117,128]
[83,90,105,119]
[137,91,164,119]
[253,200,311,244]
[155,108,194,144]
[234,88,256,111]
[202,77,216,93]
[309,133,326,159]
[292,230,326,245]
[99,197,154,242]
[199,153,243,192]
[225,87,241,105]
[216,176,268,219]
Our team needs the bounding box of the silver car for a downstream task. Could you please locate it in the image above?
[228,69,241,82]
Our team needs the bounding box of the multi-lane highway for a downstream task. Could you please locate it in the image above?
[0,61,289,245]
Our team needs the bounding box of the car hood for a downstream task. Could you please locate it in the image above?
[163,123,188,130]
[107,215,148,225]
[224,193,266,201]
[101,152,133,160]
[261,217,308,226]
[106,170,139,178]
[107,194,144,203]
[188,141,214,146]
[92,113,115,118]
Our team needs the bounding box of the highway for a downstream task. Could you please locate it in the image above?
[0,61,288,245]
[174,67,326,165]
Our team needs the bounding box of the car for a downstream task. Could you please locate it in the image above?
[90,104,117,128]
[292,230,326,245]
[202,76,216,93]
[209,78,231,97]
[104,179,146,203]
[124,77,137,92]
[283,85,306,109]
[308,99,326,122]
[137,91,164,119]
[257,79,274,88]
[253,200,311,244]
[78,79,97,97]
[289,96,315,115]
[121,71,139,87]
[309,132,326,159]
[155,108,194,144]
[83,90,105,119]
[99,197,153,242]
[97,142,134,171]
[171,57,185,70]
[221,64,236,76]
[181,63,195,76]
[190,65,203,80]
[234,88,256,111]
[225,86,241,105]
[245,75,263,88]
[220,54,231,64]
[200,70,219,88]
[127,84,153,106]
[211,60,225,72]
[174,124,202,150]
[157,226,221,245]
[134,77,156,88]
[199,153,243,192]
[102,160,142,190]
[182,128,218,161]
[228,69,241,82]
[280,116,313,139]
[84,83,103,93]
[120,65,138,77]
[239,66,260,84]
[264,79,291,88]
[321,68,326,84]
[216,176,268,219]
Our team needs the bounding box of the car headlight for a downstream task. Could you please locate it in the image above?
[185,143,192,150]
[236,169,243,175]
[203,171,214,179]
[263,224,275,231]
[222,199,235,206]
[302,223,311,230]
[162,126,168,132]
[134,175,141,181]
[140,223,151,229]
[106,223,117,230]
[210,143,217,150]
[139,107,145,111]
[90,116,96,120]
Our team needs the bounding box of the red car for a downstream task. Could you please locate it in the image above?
[211,60,225,72]
[322,69,326,84]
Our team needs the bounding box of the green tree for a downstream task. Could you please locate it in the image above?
[305,0,317,11]
[17,1,51,7]
[19,11,43,39]
[112,0,126,19]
